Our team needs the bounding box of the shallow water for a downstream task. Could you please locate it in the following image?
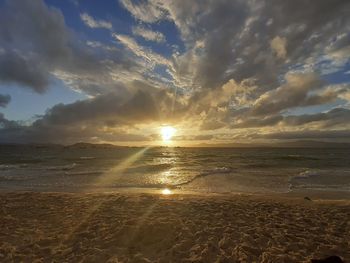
[0,145,349,194]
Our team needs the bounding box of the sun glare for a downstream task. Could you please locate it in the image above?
[161,188,172,195]
[161,126,176,142]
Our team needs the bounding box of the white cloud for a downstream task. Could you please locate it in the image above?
[80,13,112,30]
[119,0,167,23]
[112,33,172,68]
[132,25,165,43]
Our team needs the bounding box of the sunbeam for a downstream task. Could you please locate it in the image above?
[94,147,150,187]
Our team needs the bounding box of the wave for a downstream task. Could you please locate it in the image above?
[204,166,232,174]
[243,163,275,168]
[195,154,223,158]
[289,183,350,191]
[62,156,97,161]
[1,158,44,164]
[125,163,174,173]
[0,164,28,170]
[64,170,104,176]
[175,166,233,187]
[288,169,350,192]
[46,163,77,171]
[277,155,320,161]
[291,170,320,180]
[79,156,96,160]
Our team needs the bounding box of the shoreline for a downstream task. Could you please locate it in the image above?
[1,185,350,201]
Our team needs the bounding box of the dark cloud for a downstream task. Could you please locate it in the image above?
[0,94,11,107]
[231,108,350,129]
[249,73,333,116]
[200,120,226,131]
[0,84,183,143]
[283,108,350,128]
[168,0,350,92]
[192,73,346,131]
[35,90,159,127]
[0,113,18,129]
[0,52,49,93]
[260,129,350,140]
[193,134,213,141]
[0,0,69,91]
[0,0,137,94]
[232,115,283,129]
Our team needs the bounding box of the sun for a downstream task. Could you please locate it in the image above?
[161,126,176,142]
[161,188,172,195]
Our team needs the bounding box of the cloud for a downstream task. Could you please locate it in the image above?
[35,87,166,127]
[113,33,172,68]
[80,13,112,30]
[0,82,185,143]
[194,72,349,131]
[250,73,332,116]
[159,0,350,94]
[118,0,349,96]
[230,107,350,130]
[0,94,11,108]
[0,113,19,130]
[132,25,165,43]
[119,0,168,23]
[232,115,284,129]
[260,129,350,141]
[0,51,49,93]
[186,77,257,131]
[283,108,350,128]
[0,0,68,92]
[270,36,287,59]
[0,0,137,95]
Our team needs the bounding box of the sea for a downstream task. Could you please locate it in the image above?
[1,144,350,195]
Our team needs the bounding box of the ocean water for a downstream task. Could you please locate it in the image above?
[0,145,350,194]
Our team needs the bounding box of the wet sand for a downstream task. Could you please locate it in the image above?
[0,192,349,262]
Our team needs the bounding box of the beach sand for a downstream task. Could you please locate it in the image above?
[0,192,349,262]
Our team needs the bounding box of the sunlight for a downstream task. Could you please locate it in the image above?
[161,126,176,142]
[95,147,149,186]
[161,188,172,195]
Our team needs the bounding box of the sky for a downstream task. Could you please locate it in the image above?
[0,0,349,145]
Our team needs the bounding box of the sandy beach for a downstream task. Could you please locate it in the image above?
[0,192,349,262]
